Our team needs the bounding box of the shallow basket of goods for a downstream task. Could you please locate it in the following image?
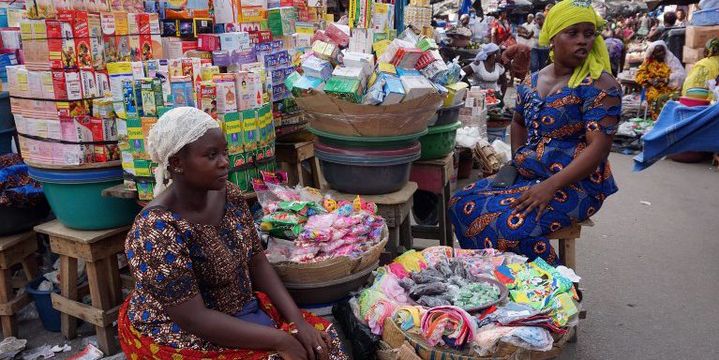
[270,225,389,284]
[295,92,444,137]
[382,318,575,360]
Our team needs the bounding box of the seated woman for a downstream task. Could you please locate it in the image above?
[635,40,686,120]
[682,38,719,99]
[119,107,347,360]
[464,43,505,94]
[449,0,621,264]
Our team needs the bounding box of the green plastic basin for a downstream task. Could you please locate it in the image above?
[28,166,140,230]
[419,122,461,160]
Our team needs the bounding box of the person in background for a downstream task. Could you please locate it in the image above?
[464,43,506,93]
[635,41,686,120]
[501,43,531,89]
[543,3,553,17]
[637,12,650,38]
[675,8,687,27]
[492,10,513,46]
[119,107,347,360]
[648,11,677,41]
[682,38,719,98]
[603,30,624,76]
[517,14,535,47]
[530,13,549,73]
[450,0,621,263]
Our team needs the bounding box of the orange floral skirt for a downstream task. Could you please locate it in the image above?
[118,292,346,360]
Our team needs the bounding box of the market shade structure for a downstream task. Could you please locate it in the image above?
[646,0,699,11]
[634,100,719,171]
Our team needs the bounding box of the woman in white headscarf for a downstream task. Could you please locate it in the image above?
[464,43,505,93]
[119,107,347,360]
[635,40,686,119]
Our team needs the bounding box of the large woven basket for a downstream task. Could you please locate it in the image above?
[382,318,574,360]
[271,225,388,284]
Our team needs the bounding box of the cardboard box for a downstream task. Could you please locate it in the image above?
[400,75,435,101]
[222,112,244,154]
[685,25,719,49]
[324,77,362,103]
[683,46,705,65]
[214,73,238,114]
[241,108,259,149]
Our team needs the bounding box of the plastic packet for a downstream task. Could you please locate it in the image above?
[265,237,296,263]
[410,269,444,284]
[409,282,448,299]
[417,295,451,307]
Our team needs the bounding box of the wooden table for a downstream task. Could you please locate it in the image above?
[275,141,322,188]
[409,153,455,249]
[329,182,418,260]
[0,231,38,337]
[34,220,130,355]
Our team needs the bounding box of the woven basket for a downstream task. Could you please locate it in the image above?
[271,225,389,284]
[382,318,574,360]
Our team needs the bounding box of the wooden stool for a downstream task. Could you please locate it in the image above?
[547,219,594,271]
[275,141,322,188]
[34,221,130,355]
[409,153,454,248]
[0,231,38,337]
[330,182,418,260]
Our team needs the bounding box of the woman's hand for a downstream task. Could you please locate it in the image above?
[277,332,310,360]
[293,320,331,360]
[511,180,558,220]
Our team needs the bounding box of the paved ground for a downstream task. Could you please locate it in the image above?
[16,154,719,359]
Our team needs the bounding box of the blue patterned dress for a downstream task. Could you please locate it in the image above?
[449,73,621,264]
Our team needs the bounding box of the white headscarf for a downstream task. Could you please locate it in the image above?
[475,43,500,62]
[146,106,220,196]
[645,40,686,89]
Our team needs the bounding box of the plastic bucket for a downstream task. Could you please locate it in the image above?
[26,277,61,332]
[678,96,710,107]
[27,166,140,230]
[418,122,461,160]
[429,102,464,127]
[316,144,421,195]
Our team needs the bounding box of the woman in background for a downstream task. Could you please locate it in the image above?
[635,40,686,119]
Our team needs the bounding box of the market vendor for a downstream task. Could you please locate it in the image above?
[491,10,513,47]
[449,0,620,264]
[119,107,347,360]
[464,43,505,93]
[501,43,531,89]
[682,38,719,98]
[635,40,686,120]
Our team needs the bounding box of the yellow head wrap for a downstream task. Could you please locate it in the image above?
[539,0,611,88]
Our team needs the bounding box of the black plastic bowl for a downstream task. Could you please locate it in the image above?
[429,101,465,127]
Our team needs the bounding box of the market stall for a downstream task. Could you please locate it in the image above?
[334,246,582,359]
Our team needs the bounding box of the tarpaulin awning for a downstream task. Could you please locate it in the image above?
[634,101,719,171]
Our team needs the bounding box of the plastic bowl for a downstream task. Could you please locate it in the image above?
[310,126,428,149]
[429,102,465,127]
[419,122,461,160]
[316,144,421,195]
[679,96,710,107]
[27,166,140,230]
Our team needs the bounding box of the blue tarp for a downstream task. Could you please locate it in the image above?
[634,101,719,171]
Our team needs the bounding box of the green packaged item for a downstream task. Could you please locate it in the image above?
[126,116,144,157]
[223,112,244,155]
[277,201,325,216]
[241,109,259,150]
[417,37,438,51]
[229,152,251,191]
[260,211,305,239]
[133,159,157,178]
[453,282,501,310]
[325,77,362,103]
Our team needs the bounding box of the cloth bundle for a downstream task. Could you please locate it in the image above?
[420,306,477,348]
[473,325,554,356]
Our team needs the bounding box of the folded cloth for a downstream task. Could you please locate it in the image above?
[420,306,477,348]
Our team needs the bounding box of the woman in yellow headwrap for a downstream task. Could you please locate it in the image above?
[449,0,620,264]
[682,37,719,99]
